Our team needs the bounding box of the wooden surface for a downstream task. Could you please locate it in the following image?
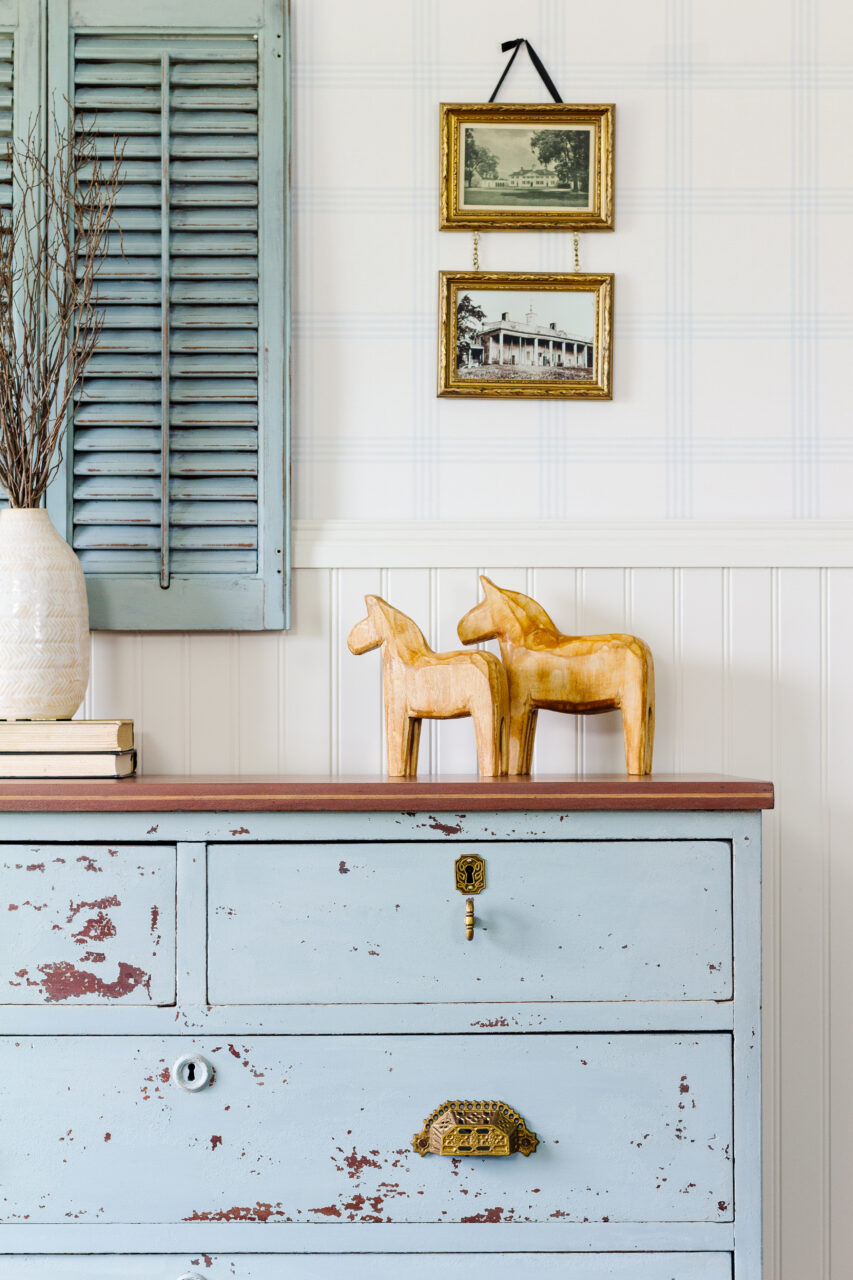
[0,774,774,812]
[348,594,509,776]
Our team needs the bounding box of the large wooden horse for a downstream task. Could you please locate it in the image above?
[348,595,508,777]
[457,577,655,776]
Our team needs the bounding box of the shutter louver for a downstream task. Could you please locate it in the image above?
[72,36,260,582]
[52,4,290,632]
[0,35,11,209]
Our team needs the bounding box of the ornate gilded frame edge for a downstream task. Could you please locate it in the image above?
[437,270,613,401]
[439,102,614,232]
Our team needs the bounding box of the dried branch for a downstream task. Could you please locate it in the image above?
[0,107,124,508]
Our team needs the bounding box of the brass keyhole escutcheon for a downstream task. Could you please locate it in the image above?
[455,853,485,895]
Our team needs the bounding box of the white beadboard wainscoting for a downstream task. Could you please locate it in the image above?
[80,535,853,1280]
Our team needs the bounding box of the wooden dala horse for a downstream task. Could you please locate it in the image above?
[348,594,509,777]
[457,577,655,776]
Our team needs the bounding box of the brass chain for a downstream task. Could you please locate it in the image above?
[472,230,481,271]
[572,231,580,272]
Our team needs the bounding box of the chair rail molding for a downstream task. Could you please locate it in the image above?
[293,520,853,570]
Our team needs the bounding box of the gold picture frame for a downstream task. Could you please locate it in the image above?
[438,271,613,400]
[440,103,614,232]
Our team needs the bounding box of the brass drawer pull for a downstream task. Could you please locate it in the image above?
[412,1099,538,1157]
[465,896,474,940]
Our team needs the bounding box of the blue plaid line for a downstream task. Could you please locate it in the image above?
[664,0,694,520]
[289,0,849,525]
[293,436,853,464]
[790,0,821,517]
[291,63,853,90]
[291,312,853,340]
[291,187,853,216]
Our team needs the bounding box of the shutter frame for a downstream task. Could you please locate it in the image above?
[45,0,290,631]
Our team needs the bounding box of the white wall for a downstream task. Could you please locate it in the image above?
[81,1,853,1277]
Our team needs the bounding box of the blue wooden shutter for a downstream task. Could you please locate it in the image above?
[0,0,43,515]
[46,1,289,630]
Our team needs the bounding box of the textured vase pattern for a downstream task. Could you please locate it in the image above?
[0,509,90,719]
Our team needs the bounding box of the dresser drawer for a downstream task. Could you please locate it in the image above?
[0,1033,732,1225]
[0,845,176,1005]
[0,1255,734,1279]
[207,841,732,1004]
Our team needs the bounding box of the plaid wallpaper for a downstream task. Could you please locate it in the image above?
[290,0,851,525]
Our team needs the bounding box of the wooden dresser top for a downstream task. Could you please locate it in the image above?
[0,774,774,813]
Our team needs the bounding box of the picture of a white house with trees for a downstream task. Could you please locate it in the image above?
[456,289,596,383]
[461,123,592,210]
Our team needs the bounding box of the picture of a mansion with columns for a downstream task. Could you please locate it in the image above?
[467,304,593,371]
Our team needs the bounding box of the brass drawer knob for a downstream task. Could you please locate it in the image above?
[412,1099,538,1157]
[465,896,475,940]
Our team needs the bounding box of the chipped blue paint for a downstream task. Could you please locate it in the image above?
[0,1033,734,1227]
[0,1253,734,1279]
[0,843,176,1005]
[208,839,734,1005]
[0,803,762,1277]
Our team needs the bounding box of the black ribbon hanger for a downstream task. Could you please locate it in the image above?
[489,38,563,103]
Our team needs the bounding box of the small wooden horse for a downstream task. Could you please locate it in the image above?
[348,595,509,777]
[457,577,655,776]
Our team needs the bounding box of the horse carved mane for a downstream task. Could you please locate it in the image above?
[366,596,431,665]
[483,578,559,640]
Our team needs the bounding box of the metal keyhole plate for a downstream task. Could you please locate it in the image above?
[173,1054,214,1092]
[177,1275,205,1280]
[454,853,486,895]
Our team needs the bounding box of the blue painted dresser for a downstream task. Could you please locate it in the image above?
[0,774,773,1279]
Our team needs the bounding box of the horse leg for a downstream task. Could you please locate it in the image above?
[521,708,538,773]
[508,689,535,775]
[642,654,655,773]
[386,710,421,776]
[470,673,509,776]
[643,696,655,773]
[406,717,422,775]
[620,654,654,775]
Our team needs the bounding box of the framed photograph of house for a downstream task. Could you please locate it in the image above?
[440,103,614,231]
[438,271,613,400]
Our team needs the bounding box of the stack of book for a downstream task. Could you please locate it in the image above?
[0,720,136,778]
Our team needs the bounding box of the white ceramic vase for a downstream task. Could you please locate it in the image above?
[0,508,90,720]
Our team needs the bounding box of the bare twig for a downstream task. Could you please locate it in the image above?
[0,108,124,508]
